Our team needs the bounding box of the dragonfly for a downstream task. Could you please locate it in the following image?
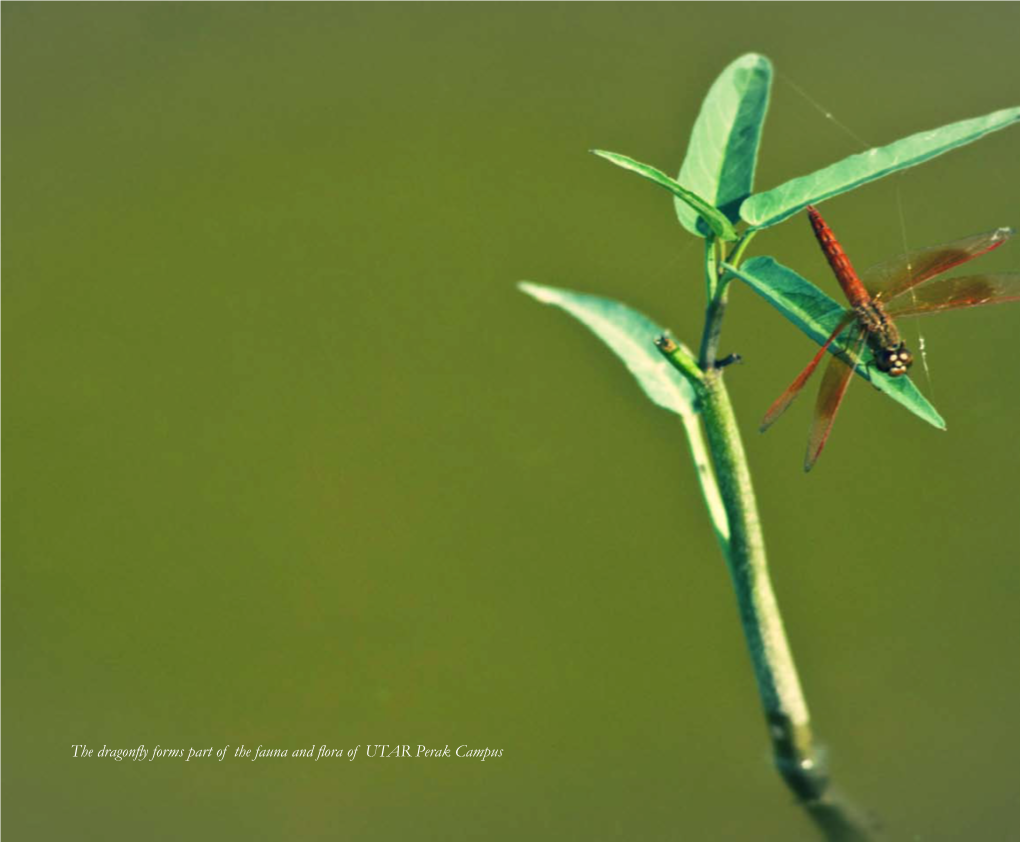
[762,205,1020,471]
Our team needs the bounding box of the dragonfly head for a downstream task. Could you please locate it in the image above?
[874,343,913,377]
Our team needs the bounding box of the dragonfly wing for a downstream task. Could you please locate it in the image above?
[804,330,868,472]
[860,228,1014,303]
[760,315,857,432]
[884,274,1020,317]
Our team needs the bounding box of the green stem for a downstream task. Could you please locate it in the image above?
[679,411,730,556]
[657,335,820,787]
[654,336,729,555]
[698,231,757,370]
[698,371,874,841]
[727,228,757,268]
[698,280,731,371]
[689,231,872,837]
[700,374,822,794]
[704,237,720,299]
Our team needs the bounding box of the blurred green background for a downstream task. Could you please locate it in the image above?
[4,5,1020,840]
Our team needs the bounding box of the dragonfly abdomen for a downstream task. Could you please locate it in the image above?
[807,206,870,306]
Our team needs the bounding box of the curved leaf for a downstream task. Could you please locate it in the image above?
[592,150,738,241]
[726,256,946,429]
[518,281,698,417]
[519,282,730,546]
[676,53,772,237]
[741,106,1020,230]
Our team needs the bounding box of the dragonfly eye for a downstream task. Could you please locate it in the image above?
[875,344,914,377]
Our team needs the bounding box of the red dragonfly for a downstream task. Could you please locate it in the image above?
[762,205,1020,471]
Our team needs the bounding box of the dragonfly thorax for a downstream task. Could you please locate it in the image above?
[853,301,913,377]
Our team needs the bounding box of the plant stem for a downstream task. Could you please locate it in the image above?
[678,411,730,556]
[699,373,822,794]
[687,230,873,837]
[698,232,755,370]
[698,280,731,371]
[698,370,874,840]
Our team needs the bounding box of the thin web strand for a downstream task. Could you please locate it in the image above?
[894,185,935,396]
[777,71,872,151]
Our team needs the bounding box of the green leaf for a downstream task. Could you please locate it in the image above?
[676,53,772,238]
[740,106,1020,229]
[726,256,946,429]
[517,282,698,418]
[520,282,731,547]
[592,149,738,241]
